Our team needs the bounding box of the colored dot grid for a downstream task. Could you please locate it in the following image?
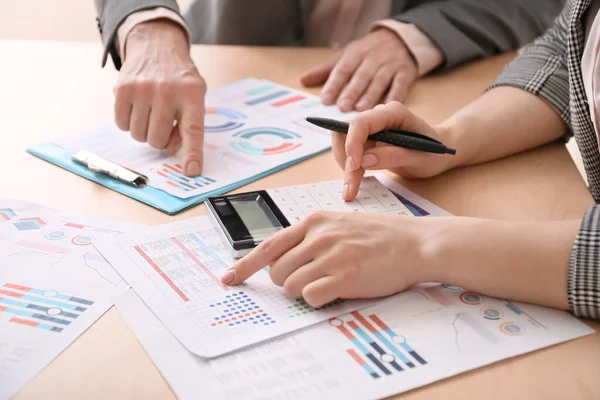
[208,291,276,327]
[287,298,345,317]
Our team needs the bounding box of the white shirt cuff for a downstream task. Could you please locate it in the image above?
[371,19,444,76]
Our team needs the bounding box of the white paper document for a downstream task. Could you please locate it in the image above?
[111,179,593,399]
[96,216,379,358]
[54,78,353,199]
[0,199,136,399]
[116,284,594,400]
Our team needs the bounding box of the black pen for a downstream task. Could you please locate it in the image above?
[306,117,456,155]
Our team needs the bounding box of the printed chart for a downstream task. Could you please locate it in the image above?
[115,282,595,400]
[0,283,93,334]
[97,216,378,358]
[0,198,135,399]
[54,78,353,199]
[331,311,427,379]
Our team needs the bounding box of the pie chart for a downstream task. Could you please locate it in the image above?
[205,107,247,133]
[229,127,302,155]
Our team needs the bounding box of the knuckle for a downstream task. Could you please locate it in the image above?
[335,61,355,76]
[304,210,328,225]
[309,231,337,249]
[181,119,204,137]
[181,75,207,96]
[115,81,135,98]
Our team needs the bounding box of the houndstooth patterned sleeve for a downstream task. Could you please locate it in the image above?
[489,1,572,128]
[569,206,600,320]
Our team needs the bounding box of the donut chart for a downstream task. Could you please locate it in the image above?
[229,127,302,156]
[205,107,247,132]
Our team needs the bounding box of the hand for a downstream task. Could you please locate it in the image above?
[114,20,206,176]
[333,102,461,201]
[300,29,418,112]
[220,212,432,307]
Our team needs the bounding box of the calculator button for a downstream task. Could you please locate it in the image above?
[286,214,304,224]
[340,201,366,212]
[280,204,301,215]
[383,201,411,213]
[321,203,343,212]
[356,190,379,205]
[298,201,321,213]
[386,210,412,216]
[287,186,311,203]
[363,203,387,213]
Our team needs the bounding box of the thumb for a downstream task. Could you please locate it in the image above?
[180,105,205,177]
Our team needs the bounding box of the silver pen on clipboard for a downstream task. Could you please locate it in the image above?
[72,150,149,188]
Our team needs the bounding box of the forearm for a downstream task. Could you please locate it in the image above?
[438,86,567,168]
[421,217,580,310]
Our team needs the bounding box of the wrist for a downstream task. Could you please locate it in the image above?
[126,19,189,56]
[417,217,483,284]
[435,120,474,170]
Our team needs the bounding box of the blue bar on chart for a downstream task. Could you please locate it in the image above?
[245,90,290,106]
[505,302,524,315]
[332,319,392,377]
[246,83,277,96]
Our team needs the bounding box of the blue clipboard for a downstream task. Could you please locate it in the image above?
[27,142,329,215]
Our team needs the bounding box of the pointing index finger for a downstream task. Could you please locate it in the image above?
[222,222,307,286]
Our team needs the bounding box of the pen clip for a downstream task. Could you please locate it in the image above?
[72,150,149,188]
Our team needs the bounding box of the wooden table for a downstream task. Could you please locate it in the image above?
[1,40,598,399]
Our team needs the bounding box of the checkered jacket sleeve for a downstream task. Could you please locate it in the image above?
[489,1,600,320]
[569,206,600,320]
[489,2,572,128]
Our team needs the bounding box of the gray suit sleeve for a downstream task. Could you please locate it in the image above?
[94,0,182,69]
[392,0,565,70]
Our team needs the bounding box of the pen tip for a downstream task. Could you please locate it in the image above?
[447,148,457,155]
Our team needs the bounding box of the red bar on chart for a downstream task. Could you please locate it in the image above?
[134,245,190,302]
[4,283,30,291]
[163,164,183,173]
[271,94,306,107]
[65,222,85,229]
[351,311,378,333]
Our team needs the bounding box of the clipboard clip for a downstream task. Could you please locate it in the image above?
[72,150,149,188]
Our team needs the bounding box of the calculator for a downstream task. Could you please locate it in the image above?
[206,176,412,258]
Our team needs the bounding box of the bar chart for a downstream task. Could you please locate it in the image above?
[150,164,217,193]
[0,283,93,333]
[331,311,427,379]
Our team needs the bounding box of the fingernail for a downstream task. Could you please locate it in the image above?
[345,156,357,172]
[322,92,334,105]
[338,98,352,111]
[362,154,377,168]
[221,269,235,285]
[356,99,369,110]
[342,183,349,200]
[185,160,201,176]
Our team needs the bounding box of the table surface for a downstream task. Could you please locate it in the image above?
[1,40,598,400]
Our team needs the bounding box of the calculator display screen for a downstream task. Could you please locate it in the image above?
[229,197,282,239]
